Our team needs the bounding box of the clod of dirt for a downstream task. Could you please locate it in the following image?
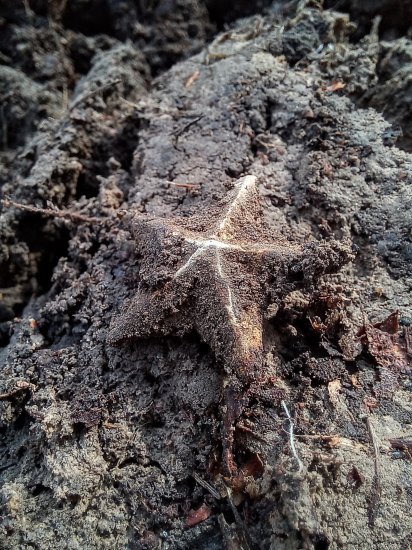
[1,1,412,549]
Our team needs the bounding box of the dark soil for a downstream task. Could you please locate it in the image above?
[0,1,411,548]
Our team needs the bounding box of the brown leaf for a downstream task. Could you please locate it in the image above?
[185,504,211,528]
[373,310,399,334]
[359,311,410,370]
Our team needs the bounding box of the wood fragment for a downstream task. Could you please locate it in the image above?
[236,422,268,443]
[166,181,201,190]
[389,438,412,454]
[192,472,221,500]
[404,326,412,358]
[224,484,253,550]
[366,417,381,526]
[325,81,346,93]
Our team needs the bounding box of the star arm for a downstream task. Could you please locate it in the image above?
[190,249,266,384]
[130,215,193,287]
[108,280,194,345]
[108,217,201,344]
[213,175,269,244]
[263,238,354,305]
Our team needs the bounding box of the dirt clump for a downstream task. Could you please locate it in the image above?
[0,1,411,548]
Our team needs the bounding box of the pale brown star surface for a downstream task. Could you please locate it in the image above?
[109,175,353,477]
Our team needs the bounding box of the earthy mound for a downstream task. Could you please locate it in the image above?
[0,1,411,548]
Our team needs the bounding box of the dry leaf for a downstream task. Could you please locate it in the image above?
[359,311,410,370]
[185,504,211,528]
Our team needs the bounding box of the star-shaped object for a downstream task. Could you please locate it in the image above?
[109,175,352,476]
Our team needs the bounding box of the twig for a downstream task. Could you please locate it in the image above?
[0,381,34,400]
[236,422,268,443]
[0,388,27,400]
[281,400,303,473]
[1,198,102,225]
[294,434,338,440]
[166,181,201,190]
[192,472,221,500]
[366,417,381,526]
[69,78,122,112]
[0,462,16,474]
[174,114,204,148]
[185,70,200,88]
[224,484,253,550]
[120,97,141,111]
[218,514,240,549]
[0,51,11,64]
[405,326,412,358]
[389,437,412,454]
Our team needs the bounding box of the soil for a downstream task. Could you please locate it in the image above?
[0,1,411,549]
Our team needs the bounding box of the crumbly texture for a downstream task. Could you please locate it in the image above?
[0,1,411,549]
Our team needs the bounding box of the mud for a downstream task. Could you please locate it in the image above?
[0,1,411,549]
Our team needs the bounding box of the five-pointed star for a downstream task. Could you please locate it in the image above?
[109,175,352,475]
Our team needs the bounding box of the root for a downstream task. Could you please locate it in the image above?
[282,400,304,473]
[1,198,103,225]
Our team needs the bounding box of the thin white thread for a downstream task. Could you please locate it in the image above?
[281,400,303,473]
